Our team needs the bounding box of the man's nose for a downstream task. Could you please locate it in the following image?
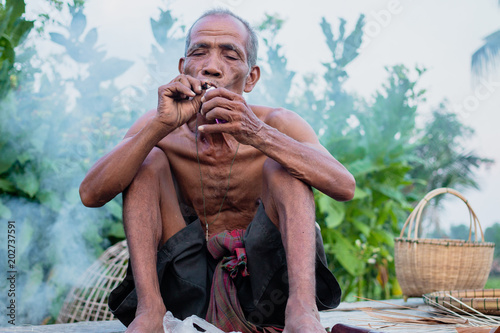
[202,56,222,77]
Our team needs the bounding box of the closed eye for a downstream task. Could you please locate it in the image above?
[190,51,206,56]
[223,50,240,61]
[187,43,209,57]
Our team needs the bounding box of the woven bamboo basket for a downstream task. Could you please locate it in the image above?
[424,289,500,315]
[394,188,495,297]
[56,240,129,323]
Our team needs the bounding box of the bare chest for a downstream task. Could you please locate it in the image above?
[158,129,267,231]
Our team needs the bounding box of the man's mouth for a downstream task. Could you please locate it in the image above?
[201,82,217,89]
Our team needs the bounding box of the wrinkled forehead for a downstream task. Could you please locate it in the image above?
[188,14,250,51]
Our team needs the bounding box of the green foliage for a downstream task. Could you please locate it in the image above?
[251,14,295,108]
[286,16,418,300]
[0,0,33,98]
[485,276,500,288]
[485,223,500,258]
[128,7,185,113]
[472,29,500,79]
[410,105,493,197]
[258,15,489,301]
[0,2,135,324]
[471,1,500,80]
[317,64,423,301]
[406,105,493,231]
[450,224,471,240]
[41,3,135,248]
[0,0,36,208]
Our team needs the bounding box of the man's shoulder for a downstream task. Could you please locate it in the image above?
[250,105,305,130]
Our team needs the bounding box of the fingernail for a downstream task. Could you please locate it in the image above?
[201,95,206,103]
[198,85,202,92]
[198,125,204,131]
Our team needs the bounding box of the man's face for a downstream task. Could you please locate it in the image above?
[180,15,258,94]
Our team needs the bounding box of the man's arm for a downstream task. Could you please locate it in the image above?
[199,89,355,201]
[256,108,355,201]
[80,75,206,207]
[79,113,167,207]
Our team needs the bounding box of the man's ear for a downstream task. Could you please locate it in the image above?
[244,65,261,93]
[178,57,185,74]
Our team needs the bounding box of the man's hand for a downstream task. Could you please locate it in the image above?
[198,87,264,146]
[156,74,205,131]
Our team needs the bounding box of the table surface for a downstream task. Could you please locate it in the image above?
[0,298,479,332]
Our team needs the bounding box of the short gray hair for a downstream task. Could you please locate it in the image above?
[184,9,258,68]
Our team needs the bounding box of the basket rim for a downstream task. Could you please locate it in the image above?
[425,289,500,299]
[394,237,495,247]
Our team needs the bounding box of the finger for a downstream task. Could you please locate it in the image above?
[201,86,244,103]
[200,96,236,116]
[189,92,204,113]
[197,123,227,134]
[177,75,200,95]
[162,82,196,99]
[183,75,204,94]
[204,107,232,123]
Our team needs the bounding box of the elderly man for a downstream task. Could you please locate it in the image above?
[80,8,355,333]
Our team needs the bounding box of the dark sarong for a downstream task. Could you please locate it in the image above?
[206,229,281,332]
[108,203,341,329]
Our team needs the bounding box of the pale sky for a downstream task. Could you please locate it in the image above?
[29,0,500,230]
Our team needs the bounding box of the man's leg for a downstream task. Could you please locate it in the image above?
[122,147,186,333]
[261,158,325,333]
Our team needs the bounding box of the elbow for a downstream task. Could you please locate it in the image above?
[79,182,105,208]
[335,173,356,202]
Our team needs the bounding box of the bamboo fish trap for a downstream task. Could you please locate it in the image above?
[425,289,500,316]
[394,188,495,297]
[57,240,129,323]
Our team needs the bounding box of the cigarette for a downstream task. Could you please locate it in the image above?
[202,82,215,90]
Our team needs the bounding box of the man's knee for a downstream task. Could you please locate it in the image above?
[262,159,314,225]
[132,147,170,184]
[262,158,311,194]
[262,159,291,188]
